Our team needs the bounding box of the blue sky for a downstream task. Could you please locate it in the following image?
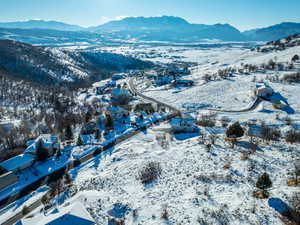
[0,0,300,31]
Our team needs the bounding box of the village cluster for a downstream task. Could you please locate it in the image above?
[0,62,196,202]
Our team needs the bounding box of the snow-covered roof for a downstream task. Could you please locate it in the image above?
[92,81,107,87]
[20,201,95,225]
[0,154,34,172]
[171,117,195,127]
[111,88,129,96]
[25,135,58,154]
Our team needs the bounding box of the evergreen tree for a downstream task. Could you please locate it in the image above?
[226,122,244,138]
[105,114,113,129]
[64,125,73,140]
[36,139,49,161]
[95,129,101,140]
[292,54,299,62]
[76,135,83,146]
[256,173,272,190]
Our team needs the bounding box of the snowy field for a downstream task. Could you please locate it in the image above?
[70,121,298,224]
[68,44,300,224]
[3,43,300,224]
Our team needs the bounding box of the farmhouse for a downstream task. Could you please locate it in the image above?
[171,117,198,133]
[25,135,59,156]
[254,85,274,98]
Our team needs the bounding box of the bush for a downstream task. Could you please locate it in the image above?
[292,54,299,62]
[290,192,300,215]
[285,129,300,144]
[41,195,49,205]
[281,72,300,83]
[197,115,215,127]
[226,122,244,138]
[22,205,30,215]
[161,208,169,220]
[138,162,162,184]
[256,173,272,190]
[260,124,281,142]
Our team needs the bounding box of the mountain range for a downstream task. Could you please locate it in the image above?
[0,16,300,43]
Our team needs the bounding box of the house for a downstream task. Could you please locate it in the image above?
[92,81,107,95]
[170,117,198,133]
[254,85,274,99]
[0,153,35,173]
[20,201,96,225]
[112,73,126,80]
[106,80,116,88]
[111,87,131,106]
[25,135,59,157]
[0,168,19,191]
[106,106,129,120]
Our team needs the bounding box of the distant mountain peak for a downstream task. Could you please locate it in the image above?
[0,20,83,31]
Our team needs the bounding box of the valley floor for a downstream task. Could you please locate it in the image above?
[2,42,300,225]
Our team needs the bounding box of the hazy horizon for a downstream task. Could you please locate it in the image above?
[0,0,300,31]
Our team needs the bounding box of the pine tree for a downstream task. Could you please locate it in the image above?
[76,135,83,146]
[64,125,73,140]
[292,54,299,62]
[256,173,272,190]
[95,129,101,140]
[226,122,244,138]
[105,114,113,129]
[36,139,49,161]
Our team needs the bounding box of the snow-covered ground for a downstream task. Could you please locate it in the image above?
[70,121,298,224]
[68,44,300,224]
[2,43,300,224]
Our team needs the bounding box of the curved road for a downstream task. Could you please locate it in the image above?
[128,77,182,114]
[128,77,263,114]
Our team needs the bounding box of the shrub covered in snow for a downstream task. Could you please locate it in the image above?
[285,129,300,143]
[226,122,244,138]
[281,72,300,83]
[137,161,162,184]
